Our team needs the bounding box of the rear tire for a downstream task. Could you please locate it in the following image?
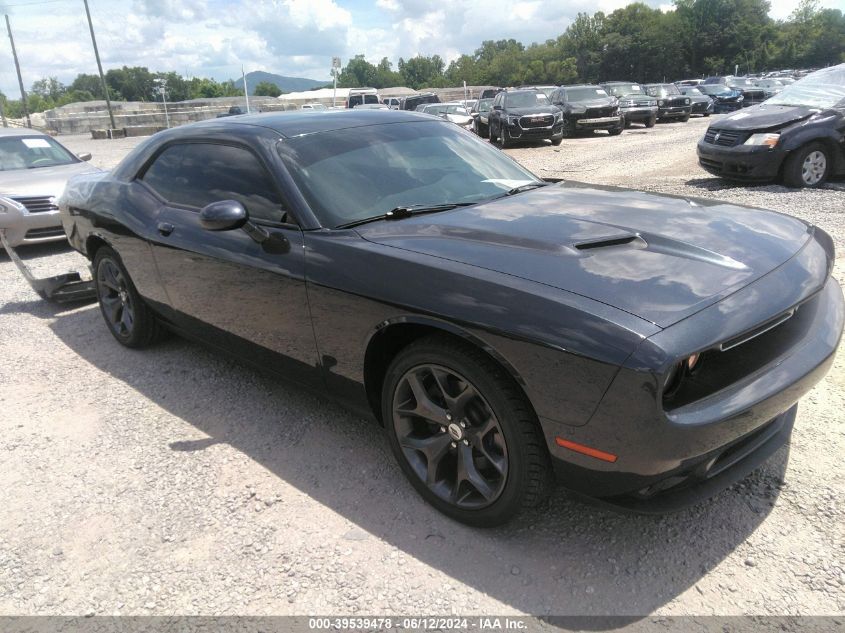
[93,247,167,348]
[783,142,830,188]
[382,335,552,527]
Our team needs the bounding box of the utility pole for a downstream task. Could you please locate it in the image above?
[82,0,116,130]
[5,15,30,128]
[0,99,7,127]
[154,78,170,128]
[331,57,341,108]
[242,65,250,113]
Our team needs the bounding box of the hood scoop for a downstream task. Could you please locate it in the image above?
[575,234,645,251]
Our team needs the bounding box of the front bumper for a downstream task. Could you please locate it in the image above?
[697,139,786,181]
[658,105,691,119]
[621,106,658,122]
[0,203,65,248]
[540,232,843,511]
[574,115,623,130]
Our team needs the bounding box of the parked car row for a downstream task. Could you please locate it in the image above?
[697,64,845,188]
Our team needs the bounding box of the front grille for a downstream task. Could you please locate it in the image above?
[664,97,686,107]
[24,227,65,239]
[12,196,58,214]
[585,107,614,118]
[703,128,746,147]
[634,100,652,106]
[519,114,553,128]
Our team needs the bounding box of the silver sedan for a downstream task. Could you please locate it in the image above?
[0,128,100,247]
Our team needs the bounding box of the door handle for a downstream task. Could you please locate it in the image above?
[157,222,175,236]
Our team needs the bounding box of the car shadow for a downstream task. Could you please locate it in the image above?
[0,239,75,261]
[48,306,786,622]
[686,176,845,192]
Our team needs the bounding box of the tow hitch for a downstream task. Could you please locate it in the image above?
[0,230,96,303]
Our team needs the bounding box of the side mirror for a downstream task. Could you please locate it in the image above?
[78,152,92,162]
[199,200,247,231]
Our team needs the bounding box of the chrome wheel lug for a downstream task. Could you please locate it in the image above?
[450,442,457,449]
[460,421,467,428]
[445,412,452,421]
[462,439,469,446]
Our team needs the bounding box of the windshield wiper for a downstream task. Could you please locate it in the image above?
[489,181,550,201]
[335,202,476,229]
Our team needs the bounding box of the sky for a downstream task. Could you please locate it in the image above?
[0,0,840,97]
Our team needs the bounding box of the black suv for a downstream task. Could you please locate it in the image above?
[400,93,440,111]
[698,64,845,188]
[601,82,658,127]
[643,84,691,121]
[549,85,624,135]
[487,89,564,147]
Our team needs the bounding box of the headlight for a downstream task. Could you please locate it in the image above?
[507,115,520,125]
[737,95,744,101]
[685,98,690,105]
[658,99,665,106]
[0,196,25,214]
[554,111,562,121]
[743,132,780,148]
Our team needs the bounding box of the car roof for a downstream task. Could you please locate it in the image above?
[0,127,49,137]
[171,109,440,139]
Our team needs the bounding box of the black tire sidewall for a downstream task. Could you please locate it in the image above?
[381,341,541,526]
[93,247,156,348]
[784,142,830,188]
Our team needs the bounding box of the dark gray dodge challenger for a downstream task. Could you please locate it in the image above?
[60,110,844,526]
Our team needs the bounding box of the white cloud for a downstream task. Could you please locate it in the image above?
[0,0,837,98]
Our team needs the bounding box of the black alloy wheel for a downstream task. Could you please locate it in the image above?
[97,257,135,339]
[383,335,552,526]
[94,246,167,348]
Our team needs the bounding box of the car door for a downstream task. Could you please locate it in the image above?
[139,141,321,387]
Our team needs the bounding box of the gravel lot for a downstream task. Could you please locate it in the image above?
[1,117,843,620]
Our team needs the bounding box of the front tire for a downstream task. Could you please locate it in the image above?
[783,142,830,188]
[382,335,552,526]
[94,247,166,348]
[645,115,656,128]
[680,113,690,123]
[608,126,622,136]
[498,125,510,149]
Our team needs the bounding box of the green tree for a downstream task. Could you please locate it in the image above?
[254,81,282,97]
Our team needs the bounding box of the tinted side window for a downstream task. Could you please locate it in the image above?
[141,144,185,202]
[142,143,285,223]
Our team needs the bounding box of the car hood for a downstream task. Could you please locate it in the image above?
[356,183,812,328]
[570,98,616,108]
[709,104,816,130]
[0,161,102,198]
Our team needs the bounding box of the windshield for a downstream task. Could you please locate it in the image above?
[683,88,703,96]
[0,135,78,171]
[564,86,609,101]
[603,84,642,97]
[765,67,845,109]
[277,120,539,228]
[475,99,493,113]
[423,105,448,115]
[728,78,755,87]
[645,84,680,97]
[505,91,548,108]
[445,105,469,115]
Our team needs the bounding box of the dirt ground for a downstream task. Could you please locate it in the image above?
[0,116,843,620]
